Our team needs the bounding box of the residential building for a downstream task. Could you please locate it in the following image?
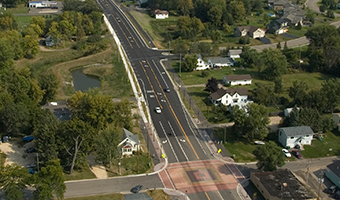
[332,113,340,131]
[251,169,316,200]
[223,74,252,86]
[154,9,168,19]
[208,57,234,68]
[283,107,300,117]
[266,18,290,34]
[29,1,57,8]
[228,49,243,59]
[234,26,266,38]
[278,126,314,148]
[210,88,251,107]
[118,128,140,156]
[196,54,210,70]
[325,161,340,189]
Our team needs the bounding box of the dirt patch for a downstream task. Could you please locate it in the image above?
[0,142,36,166]
[87,154,108,179]
[268,116,282,132]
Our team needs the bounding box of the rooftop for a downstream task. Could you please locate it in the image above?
[209,57,233,64]
[251,169,315,200]
[224,74,252,81]
[228,49,242,56]
[210,88,248,100]
[327,161,340,178]
[236,25,259,33]
[279,126,314,137]
[122,128,139,144]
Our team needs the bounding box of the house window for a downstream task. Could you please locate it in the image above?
[290,137,294,139]
[233,99,238,103]
[279,132,281,136]
[306,135,309,137]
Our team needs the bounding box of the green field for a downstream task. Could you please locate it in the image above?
[303,130,340,158]
[63,167,96,181]
[6,4,29,14]
[14,15,32,30]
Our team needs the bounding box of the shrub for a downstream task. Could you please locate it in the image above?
[201,70,210,77]
[239,36,250,44]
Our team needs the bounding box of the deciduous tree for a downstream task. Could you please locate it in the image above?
[205,77,219,93]
[261,48,288,80]
[253,141,285,171]
[182,54,197,72]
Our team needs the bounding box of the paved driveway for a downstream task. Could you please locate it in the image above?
[281,33,299,39]
[258,37,271,44]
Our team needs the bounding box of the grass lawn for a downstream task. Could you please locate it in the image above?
[7,4,29,14]
[14,15,32,30]
[64,167,96,181]
[303,130,340,158]
[146,189,171,200]
[65,194,124,200]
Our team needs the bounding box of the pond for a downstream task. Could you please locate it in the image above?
[71,68,101,92]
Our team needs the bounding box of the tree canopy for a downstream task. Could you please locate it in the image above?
[253,141,286,171]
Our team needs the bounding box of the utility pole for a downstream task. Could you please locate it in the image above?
[224,126,226,143]
[306,159,312,186]
[317,177,324,200]
[137,146,139,174]
[179,53,182,77]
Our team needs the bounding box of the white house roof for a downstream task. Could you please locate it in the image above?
[279,126,314,137]
[228,49,242,56]
[209,57,233,64]
[122,128,139,144]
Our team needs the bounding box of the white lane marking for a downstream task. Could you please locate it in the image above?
[168,121,189,161]
[152,60,168,88]
[159,121,179,162]
[217,191,224,199]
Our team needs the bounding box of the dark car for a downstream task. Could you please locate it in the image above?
[164,88,170,93]
[292,150,302,158]
[334,191,340,199]
[25,148,37,153]
[23,136,35,142]
[130,185,143,193]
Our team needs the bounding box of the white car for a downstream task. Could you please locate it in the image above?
[155,107,161,114]
[282,149,291,157]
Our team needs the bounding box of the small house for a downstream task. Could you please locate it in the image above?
[325,161,340,189]
[332,113,340,131]
[227,49,243,59]
[223,74,252,86]
[196,54,210,70]
[118,128,140,156]
[283,107,300,117]
[210,88,251,107]
[154,9,168,19]
[266,19,289,34]
[234,26,266,39]
[278,126,314,148]
[208,57,234,68]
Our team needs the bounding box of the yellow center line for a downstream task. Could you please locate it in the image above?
[139,61,162,109]
[111,16,133,48]
[120,17,140,48]
[205,192,211,200]
[146,60,200,160]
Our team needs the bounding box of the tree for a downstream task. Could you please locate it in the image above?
[172,37,188,55]
[210,30,222,43]
[274,77,282,93]
[63,0,102,15]
[0,12,17,30]
[327,10,335,19]
[305,9,315,24]
[304,90,327,112]
[0,39,14,69]
[182,54,197,72]
[0,30,23,60]
[208,6,223,27]
[82,14,94,35]
[176,0,193,15]
[239,36,250,44]
[31,16,46,31]
[240,46,262,69]
[321,78,340,112]
[201,70,210,77]
[251,83,279,107]
[0,102,31,136]
[59,20,76,40]
[58,118,95,174]
[0,164,32,200]
[205,77,219,93]
[261,48,288,80]
[276,41,281,49]
[28,78,45,104]
[38,74,58,105]
[22,34,39,58]
[289,81,308,106]
[33,159,65,200]
[228,1,246,22]
[223,24,232,35]
[76,13,86,40]
[94,125,121,167]
[48,22,61,46]
[253,141,285,171]
[319,4,326,12]
[296,21,302,30]
[211,104,229,122]
[232,103,270,142]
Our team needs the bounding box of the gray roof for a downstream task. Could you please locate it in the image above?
[209,57,233,64]
[225,74,252,81]
[210,88,248,100]
[122,128,139,144]
[327,161,340,178]
[279,126,314,137]
[236,25,259,34]
[251,169,315,200]
[228,49,242,56]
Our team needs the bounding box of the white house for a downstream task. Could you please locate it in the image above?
[196,54,210,70]
[29,1,57,8]
[118,128,140,156]
[228,49,243,59]
[154,9,168,19]
[223,74,252,86]
[278,126,314,148]
[210,88,251,107]
[234,26,266,39]
[208,57,234,67]
[332,113,340,131]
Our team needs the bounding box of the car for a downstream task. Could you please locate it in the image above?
[155,107,161,114]
[25,148,37,153]
[130,185,143,193]
[254,141,265,145]
[25,163,36,169]
[164,88,170,93]
[282,149,291,157]
[292,150,302,158]
[23,136,35,142]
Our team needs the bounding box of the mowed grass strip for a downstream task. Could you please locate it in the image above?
[65,193,124,200]
[63,167,96,181]
[303,130,340,158]
[146,189,171,200]
[7,4,29,14]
